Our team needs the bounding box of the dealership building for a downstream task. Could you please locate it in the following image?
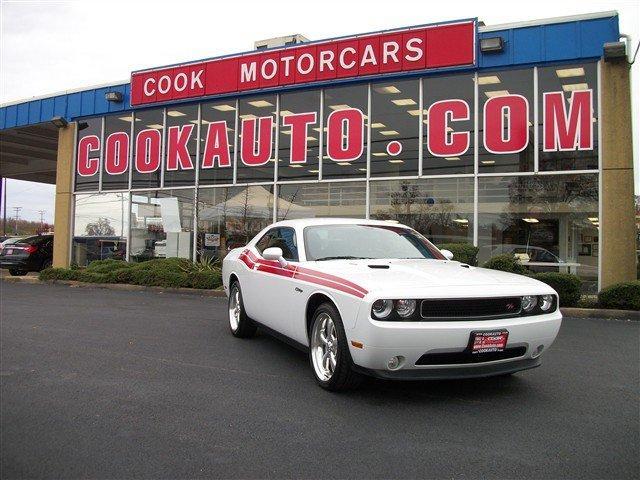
[0,11,636,293]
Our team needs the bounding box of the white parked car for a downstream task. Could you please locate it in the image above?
[222,218,562,391]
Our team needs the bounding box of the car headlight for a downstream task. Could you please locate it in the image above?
[372,299,393,319]
[522,295,537,312]
[395,299,417,318]
[539,294,554,311]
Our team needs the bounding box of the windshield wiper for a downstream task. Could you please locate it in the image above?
[314,256,371,261]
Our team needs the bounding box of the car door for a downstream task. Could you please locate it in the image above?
[246,227,303,341]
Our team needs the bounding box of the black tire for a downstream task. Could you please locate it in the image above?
[40,259,52,271]
[9,269,27,276]
[227,281,257,338]
[309,302,362,392]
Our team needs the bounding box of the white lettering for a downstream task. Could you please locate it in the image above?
[261,59,278,80]
[281,55,295,77]
[404,38,423,62]
[190,69,204,89]
[360,44,378,67]
[339,47,356,69]
[158,75,171,94]
[240,62,257,83]
[319,50,335,72]
[297,53,314,75]
[174,72,188,92]
[143,78,156,97]
[382,41,399,64]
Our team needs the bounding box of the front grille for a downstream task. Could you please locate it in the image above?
[420,297,522,320]
[416,346,527,365]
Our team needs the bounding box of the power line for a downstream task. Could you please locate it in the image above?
[13,206,22,235]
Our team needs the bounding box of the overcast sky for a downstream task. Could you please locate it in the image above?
[1,0,638,222]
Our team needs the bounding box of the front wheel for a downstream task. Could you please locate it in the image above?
[9,269,27,276]
[228,282,256,338]
[309,302,362,391]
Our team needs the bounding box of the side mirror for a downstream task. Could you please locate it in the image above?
[440,249,454,261]
[262,247,288,267]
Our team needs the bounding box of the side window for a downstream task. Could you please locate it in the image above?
[254,227,299,261]
[255,229,278,254]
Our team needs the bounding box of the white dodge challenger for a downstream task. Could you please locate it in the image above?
[222,218,562,391]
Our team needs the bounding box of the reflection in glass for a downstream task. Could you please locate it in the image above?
[130,189,194,261]
[538,62,598,171]
[478,69,534,173]
[72,192,129,265]
[477,174,598,292]
[370,178,473,245]
[197,186,274,260]
[75,117,102,192]
[371,79,419,177]
[277,182,366,220]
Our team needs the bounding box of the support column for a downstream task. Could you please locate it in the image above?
[52,122,77,268]
[600,60,636,289]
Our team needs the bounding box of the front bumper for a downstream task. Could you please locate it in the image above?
[348,311,562,379]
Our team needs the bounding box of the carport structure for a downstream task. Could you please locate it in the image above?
[0,83,129,264]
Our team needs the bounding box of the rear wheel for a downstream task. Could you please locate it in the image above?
[40,259,52,271]
[228,282,257,338]
[8,269,27,276]
[309,302,362,391]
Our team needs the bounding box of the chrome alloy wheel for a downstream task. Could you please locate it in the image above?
[228,286,241,332]
[311,312,338,381]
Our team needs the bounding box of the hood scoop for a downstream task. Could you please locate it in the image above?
[368,264,390,269]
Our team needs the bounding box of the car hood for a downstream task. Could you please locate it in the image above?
[306,259,544,293]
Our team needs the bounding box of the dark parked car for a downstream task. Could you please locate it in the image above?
[0,234,53,276]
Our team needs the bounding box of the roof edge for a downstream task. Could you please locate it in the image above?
[0,80,129,109]
[479,10,618,33]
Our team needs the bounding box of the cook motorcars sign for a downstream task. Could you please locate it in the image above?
[130,21,476,106]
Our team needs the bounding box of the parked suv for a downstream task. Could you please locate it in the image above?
[0,234,54,276]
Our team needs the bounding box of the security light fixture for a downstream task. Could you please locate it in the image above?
[603,41,626,62]
[480,36,504,53]
[51,116,68,128]
[105,91,123,103]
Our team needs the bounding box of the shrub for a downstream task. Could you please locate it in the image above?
[188,271,222,289]
[438,243,479,266]
[86,259,131,274]
[529,272,582,307]
[482,254,529,275]
[39,267,75,281]
[598,281,640,311]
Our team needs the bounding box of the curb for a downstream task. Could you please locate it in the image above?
[560,307,639,321]
[1,276,227,297]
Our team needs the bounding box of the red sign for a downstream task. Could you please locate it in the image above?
[131,21,475,106]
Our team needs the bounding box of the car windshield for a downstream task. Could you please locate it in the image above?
[303,224,444,261]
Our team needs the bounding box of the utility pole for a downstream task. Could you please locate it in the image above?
[13,206,22,235]
[38,210,45,231]
[1,177,6,236]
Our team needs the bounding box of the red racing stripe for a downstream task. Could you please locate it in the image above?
[238,249,367,298]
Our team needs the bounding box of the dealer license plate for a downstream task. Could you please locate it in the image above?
[470,330,509,354]
[6,249,13,255]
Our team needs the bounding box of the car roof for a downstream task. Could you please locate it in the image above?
[270,217,411,229]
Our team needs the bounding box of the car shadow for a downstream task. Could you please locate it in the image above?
[250,328,536,404]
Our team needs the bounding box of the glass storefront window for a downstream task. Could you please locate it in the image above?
[101,114,131,190]
[478,69,535,173]
[72,192,129,266]
[370,177,474,245]
[321,85,368,179]
[130,189,194,262]
[199,100,236,185]
[131,109,164,189]
[371,79,420,177]
[423,74,475,175]
[197,186,274,260]
[477,174,599,292]
[278,90,321,180]
[537,62,598,171]
[164,105,198,188]
[236,95,277,183]
[75,117,102,192]
[277,182,366,220]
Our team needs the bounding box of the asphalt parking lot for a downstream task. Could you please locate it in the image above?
[1,281,638,479]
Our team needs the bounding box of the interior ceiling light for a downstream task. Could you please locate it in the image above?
[562,83,589,92]
[445,157,460,161]
[146,124,164,129]
[337,162,351,166]
[392,98,416,106]
[371,123,386,129]
[484,90,510,98]
[388,159,404,163]
[213,104,235,111]
[556,67,585,78]
[167,110,186,117]
[289,164,303,168]
[329,104,350,110]
[477,75,501,85]
[372,153,388,157]
[118,116,133,122]
[240,114,257,119]
[279,110,295,116]
[481,160,495,164]
[522,218,539,223]
[380,130,399,136]
[453,218,469,223]
[248,100,273,107]
[308,169,319,173]
[374,86,401,94]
